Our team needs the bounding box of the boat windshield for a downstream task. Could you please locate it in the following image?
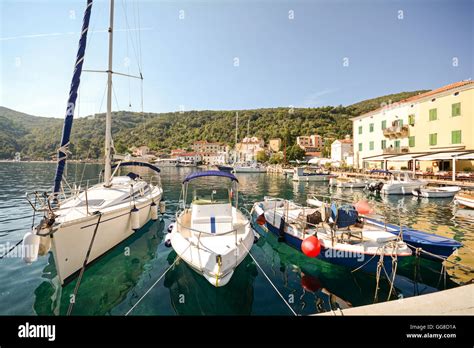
[191,188,231,205]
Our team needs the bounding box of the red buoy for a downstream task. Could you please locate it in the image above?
[354,200,373,215]
[256,214,266,226]
[301,236,321,258]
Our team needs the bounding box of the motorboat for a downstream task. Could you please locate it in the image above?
[169,171,254,287]
[292,167,332,182]
[216,165,234,173]
[412,186,461,198]
[155,158,178,167]
[251,198,412,274]
[307,196,462,259]
[381,171,425,195]
[454,192,474,209]
[176,159,197,167]
[233,162,266,173]
[329,176,367,188]
[21,0,163,285]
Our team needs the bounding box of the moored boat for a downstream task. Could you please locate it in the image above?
[412,186,461,198]
[292,167,332,182]
[381,171,425,195]
[307,196,462,260]
[454,192,474,209]
[169,171,254,287]
[251,198,412,274]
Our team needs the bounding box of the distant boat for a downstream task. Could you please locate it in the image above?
[233,162,266,173]
[216,165,234,173]
[454,192,474,209]
[169,171,254,287]
[21,0,163,285]
[176,159,197,167]
[329,176,367,188]
[292,167,332,182]
[412,186,461,198]
[155,158,178,167]
[381,171,425,195]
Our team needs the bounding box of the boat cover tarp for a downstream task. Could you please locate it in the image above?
[111,161,161,173]
[183,170,238,183]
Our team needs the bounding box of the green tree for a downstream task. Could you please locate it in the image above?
[269,152,283,164]
[287,145,306,161]
[256,150,269,163]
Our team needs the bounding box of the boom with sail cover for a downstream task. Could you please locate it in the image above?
[53,0,93,195]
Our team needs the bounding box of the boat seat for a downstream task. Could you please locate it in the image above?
[191,203,233,234]
[362,230,398,243]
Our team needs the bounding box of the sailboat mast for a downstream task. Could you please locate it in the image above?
[104,0,115,187]
[234,112,238,164]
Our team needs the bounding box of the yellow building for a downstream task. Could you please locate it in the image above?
[351,80,474,174]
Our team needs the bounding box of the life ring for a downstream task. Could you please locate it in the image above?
[432,162,438,167]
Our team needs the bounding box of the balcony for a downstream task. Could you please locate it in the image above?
[383,146,410,154]
[383,125,409,139]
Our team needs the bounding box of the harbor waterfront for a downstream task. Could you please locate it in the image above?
[0,162,473,315]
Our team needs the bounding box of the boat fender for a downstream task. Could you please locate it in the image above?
[22,230,40,263]
[413,188,422,198]
[131,207,140,230]
[150,202,158,221]
[159,201,166,214]
[164,233,172,247]
[167,223,175,233]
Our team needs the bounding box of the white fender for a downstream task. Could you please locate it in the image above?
[131,207,140,230]
[22,230,40,263]
[167,222,175,233]
[159,201,166,214]
[164,232,172,247]
[150,202,158,221]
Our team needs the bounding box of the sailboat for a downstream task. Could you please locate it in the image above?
[21,0,163,285]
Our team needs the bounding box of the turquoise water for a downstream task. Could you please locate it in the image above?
[0,162,473,315]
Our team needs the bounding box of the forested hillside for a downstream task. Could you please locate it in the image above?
[0,89,427,160]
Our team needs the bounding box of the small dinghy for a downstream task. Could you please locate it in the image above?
[412,186,460,198]
[251,198,412,274]
[307,196,462,259]
[454,192,474,209]
[170,171,254,287]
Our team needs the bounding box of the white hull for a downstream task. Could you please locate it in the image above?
[293,174,331,182]
[44,178,162,285]
[454,194,474,208]
[412,186,461,198]
[233,167,266,173]
[381,182,423,195]
[170,207,254,287]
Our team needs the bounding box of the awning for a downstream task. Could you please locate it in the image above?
[362,154,396,161]
[454,152,474,160]
[414,150,473,161]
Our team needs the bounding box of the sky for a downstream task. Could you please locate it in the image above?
[0,0,473,118]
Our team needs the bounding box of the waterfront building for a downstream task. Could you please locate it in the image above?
[268,138,282,152]
[351,80,474,172]
[236,137,265,162]
[331,135,353,165]
[296,134,324,152]
[192,140,227,154]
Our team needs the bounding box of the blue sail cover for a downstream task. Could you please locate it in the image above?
[53,0,93,194]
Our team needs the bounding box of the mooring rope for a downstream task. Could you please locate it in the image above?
[67,212,102,316]
[242,242,297,316]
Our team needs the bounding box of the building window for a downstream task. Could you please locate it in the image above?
[381,120,386,130]
[451,130,462,144]
[358,143,362,151]
[381,140,386,150]
[409,136,415,147]
[452,102,461,117]
[369,141,374,150]
[429,108,437,121]
[408,114,415,126]
[369,123,374,132]
[429,133,437,146]
[398,119,403,127]
[358,126,362,135]
[394,140,400,149]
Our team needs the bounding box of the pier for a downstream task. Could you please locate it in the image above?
[316,284,474,315]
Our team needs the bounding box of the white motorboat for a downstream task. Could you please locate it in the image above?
[454,192,474,209]
[381,171,425,195]
[292,167,332,182]
[176,159,197,167]
[233,162,266,173]
[155,158,178,167]
[21,0,163,285]
[169,171,254,287]
[329,177,367,188]
[412,186,461,198]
